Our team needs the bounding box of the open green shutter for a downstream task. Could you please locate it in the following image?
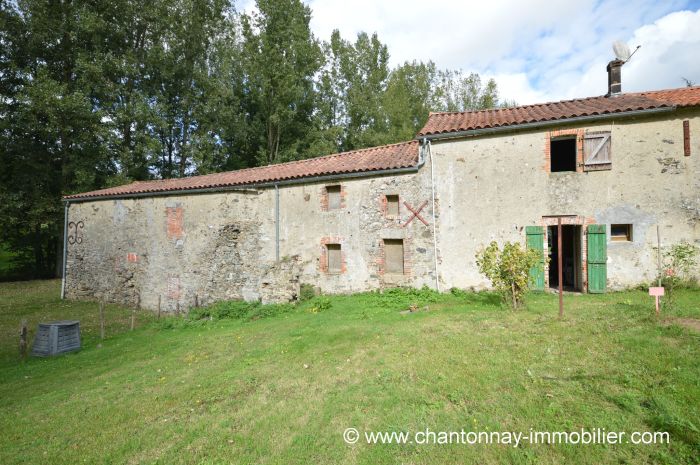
[587,224,607,293]
[526,226,545,291]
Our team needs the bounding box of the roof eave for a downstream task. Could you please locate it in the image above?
[63,161,425,204]
[418,106,678,141]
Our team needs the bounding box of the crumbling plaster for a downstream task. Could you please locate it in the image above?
[431,111,699,290]
[65,111,699,309]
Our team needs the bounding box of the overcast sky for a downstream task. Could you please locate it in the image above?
[240,0,700,105]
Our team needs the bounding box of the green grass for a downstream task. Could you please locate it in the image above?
[1,281,699,464]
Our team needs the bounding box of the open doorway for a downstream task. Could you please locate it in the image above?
[548,225,582,291]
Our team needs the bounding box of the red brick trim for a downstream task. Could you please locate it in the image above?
[377,237,412,276]
[380,194,401,219]
[166,207,184,239]
[540,216,596,292]
[544,129,585,173]
[167,275,181,300]
[320,185,347,212]
[319,237,346,274]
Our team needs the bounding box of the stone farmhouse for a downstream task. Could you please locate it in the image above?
[62,65,700,311]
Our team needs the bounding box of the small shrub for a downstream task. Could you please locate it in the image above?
[189,300,293,322]
[368,286,440,310]
[475,241,543,309]
[449,287,469,298]
[299,283,316,302]
[309,296,332,314]
[658,241,699,310]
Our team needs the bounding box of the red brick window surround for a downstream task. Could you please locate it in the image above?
[545,129,584,173]
[381,194,400,218]
[540,215,595,291]
[378,238,412,276]
[166,207,184,239]
[320,237,346,274]
[320,185,346,211]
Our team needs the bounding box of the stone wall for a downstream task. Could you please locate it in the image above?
[64,110,700,309]
[431,110,700,290]
[65,164,439,311]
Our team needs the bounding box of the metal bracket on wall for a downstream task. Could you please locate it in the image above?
[67,221,84,245]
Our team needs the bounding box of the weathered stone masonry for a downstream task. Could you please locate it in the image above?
[64,164,440,310]
[64,87,700,311]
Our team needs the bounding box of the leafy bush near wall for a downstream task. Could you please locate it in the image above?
[189,300,295,322]
[475,241,543,310]
[364,286,441,310]
[309,296,332,313]
[659,241,700,310]
[299,284,317,302]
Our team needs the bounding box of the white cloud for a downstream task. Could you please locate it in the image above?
[238,0,700,104]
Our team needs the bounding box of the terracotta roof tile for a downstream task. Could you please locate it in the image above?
[65,140,420,200]
[418,86,700,137]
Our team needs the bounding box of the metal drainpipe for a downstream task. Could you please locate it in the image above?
[60,201,69,299]
[275,183,280,262]
[427,138,440,292]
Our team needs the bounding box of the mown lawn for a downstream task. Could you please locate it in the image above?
[0,280,699,464]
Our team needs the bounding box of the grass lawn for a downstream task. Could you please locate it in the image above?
[0,280,699,464]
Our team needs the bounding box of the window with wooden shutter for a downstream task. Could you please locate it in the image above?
[384,239,404,274]
[525,226,545,291]
[587,224,607,293]
[583,131,611,171]
[326,244,342,273]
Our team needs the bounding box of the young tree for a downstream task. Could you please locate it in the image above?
[383,60,439,142]
[660,241,699,310]
[434,70,500,112]
[476,241,544,309]
[241,0,322,164]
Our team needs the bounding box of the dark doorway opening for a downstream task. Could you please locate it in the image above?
[550,138,577,172]
[548,225,582,291]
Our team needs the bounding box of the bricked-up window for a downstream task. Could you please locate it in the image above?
[384,239,404,274]
[166,207,184,239]
[327,185,341,210]
[550,138,577,172]
[326,244,342,273]
[611,224,632,242]
[386,195,400,217]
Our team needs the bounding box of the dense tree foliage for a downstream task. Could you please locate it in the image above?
[0,0,509,278]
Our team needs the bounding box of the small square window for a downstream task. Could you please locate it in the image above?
[386,195,400,217]
[326,185,341,210]
[610,224,632,242]
[383,239,404,274]
[550,138,577,172]
[326,244,342,273]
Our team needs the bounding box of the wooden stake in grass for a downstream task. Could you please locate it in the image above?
[131,293,139,331]
[194,294,199,308]
[157,295,162,319]
[99,301,105,340]
[558,217,564,319]
[19,319,28,360]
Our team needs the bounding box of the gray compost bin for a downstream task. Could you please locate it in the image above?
[32,320,81,356]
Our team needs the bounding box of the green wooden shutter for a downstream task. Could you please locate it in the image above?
[526,226,545,291]
[587,224,607,293]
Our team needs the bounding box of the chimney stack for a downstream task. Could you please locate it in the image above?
[606,59,624,96]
